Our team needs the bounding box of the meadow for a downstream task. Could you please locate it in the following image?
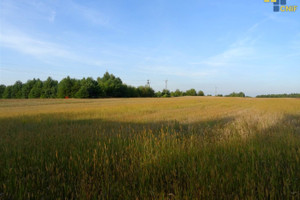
[0,97,299,199]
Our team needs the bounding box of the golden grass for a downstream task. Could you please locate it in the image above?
[0,97,299,199]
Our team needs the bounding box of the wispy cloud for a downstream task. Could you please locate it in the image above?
[191,38,256,67]
[0,26,110,68]
[69,0,110,26]
[0,30,70,58]
[198,48,254,67]
[139,65,216,78]
[134,23,263,78]
[1,0,109,27]
[0,0,57,24]
[247,17,270,33]
[190,18,268,68]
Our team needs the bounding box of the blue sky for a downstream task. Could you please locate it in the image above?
[0,0,299,96]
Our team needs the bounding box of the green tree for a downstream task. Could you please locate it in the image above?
[11,81,23,98]
[171,89,183,97]
[238,92,245,97]
[226,92,245,97]
[28,79,43,98]
[0,85,6,98]
[137,86,155,97]
[125,85,138,97]
[161,89,171,97]
[197,90,205,96]
[71,80,81,97]
[79,77,103,98]
[256,93,300,98]
[22,79,37,98]
[57,76,79,98]
[185,88,197,96]
[2,86,12,99]
[75,86,89,98]
[97,72,126,97]
[155,91,162,97]
[41,77,58,98]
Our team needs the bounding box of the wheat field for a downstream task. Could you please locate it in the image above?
[0,97,300,199]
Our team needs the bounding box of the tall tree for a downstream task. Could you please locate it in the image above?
[78,77,103,98]
[185,88,197,96]
[2,86,12,99]
[97,72,126,97]
[155,91,162,97]
[11,81,23,98]
[75,86,89,98]
[71,79,81,98]
[137,86,155,97]
[197,90,205,96]
[0,85,6,98]
[57,76,77,98]
[124,85,138,97]
[41,77,58,98]
[171,89,183,97]
[22,79,37,98]
[28,79,43,98]
[161,89,171,97]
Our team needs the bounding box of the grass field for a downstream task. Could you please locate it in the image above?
[0,97,300,199]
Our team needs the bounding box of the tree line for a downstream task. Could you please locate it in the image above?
[256,93,300,98]
[0,72,207,99]
[4,73,297,99]
[225,92,245,97]
[156,88,205,98]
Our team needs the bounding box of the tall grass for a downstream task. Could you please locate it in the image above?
[0,97,299,199]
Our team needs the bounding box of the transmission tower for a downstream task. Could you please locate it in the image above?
[146,80,150,87]
[165,80,168,90]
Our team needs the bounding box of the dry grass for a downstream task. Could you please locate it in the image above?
[0,97,299,199]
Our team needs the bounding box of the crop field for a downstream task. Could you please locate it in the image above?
[0,97,300,199]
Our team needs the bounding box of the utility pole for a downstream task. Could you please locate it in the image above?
[146,80,150,87]
[165,80,168,90]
